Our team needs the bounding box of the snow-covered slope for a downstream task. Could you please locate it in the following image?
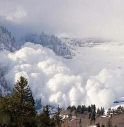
[0,26,16,96]
[0,66,11,96]
[113,97,124,104]
[21,33,108,59]
[0,26,16,51]
[21,33,73,58]
[111,97,124,109]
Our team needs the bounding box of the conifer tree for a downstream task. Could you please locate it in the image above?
[11,76,36,127]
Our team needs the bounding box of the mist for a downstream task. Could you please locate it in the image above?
[1,0,124,40]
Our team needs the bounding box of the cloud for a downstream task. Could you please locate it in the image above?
[1,0,124,39]
[5,7,27,23]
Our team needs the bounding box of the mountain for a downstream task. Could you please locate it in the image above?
[0,26,107,56]
[21,33,73,58]
[0,26,16,51]
[0,26,16,96]
[60,37,106,48]
[0,67,11,96]
[21,33,107,59]
[111,97,124,109]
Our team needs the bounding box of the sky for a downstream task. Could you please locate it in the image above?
[0,0,124,39]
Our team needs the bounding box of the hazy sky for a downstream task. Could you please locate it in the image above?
[0,0,124,39]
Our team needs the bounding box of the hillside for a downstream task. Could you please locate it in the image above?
[0,26,15,51]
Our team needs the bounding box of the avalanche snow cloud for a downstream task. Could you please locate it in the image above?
[1,42,124,108]
[1,42,84,107]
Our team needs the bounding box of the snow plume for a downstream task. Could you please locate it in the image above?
[85,67,124,108]
[1,42,124,108]
[1,42,84,107]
